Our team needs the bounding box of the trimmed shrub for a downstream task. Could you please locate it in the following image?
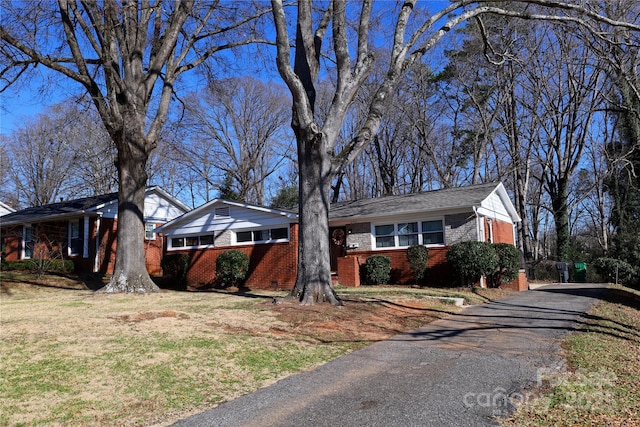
[0,259,74,274]
[592,257,638,286]
[447,241,499,287]
[1,260,33,271]
[364,255,391,285]
[161,253,190,288]
[216,250,250,288]
[491,243,520,287]
[407,245,429,285]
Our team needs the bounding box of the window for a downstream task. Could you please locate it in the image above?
[270,227,289,240]
[169,234,214,250]
[199,235,214,245]
[422,220,444,245]
[374,224,395,248]
[236,231,253,243]
[398,222,419,246]
[145,223,156,240]
[69,220,81,256]
[235,227,289,244]
[373,219,444,248]
[23,226,34,259]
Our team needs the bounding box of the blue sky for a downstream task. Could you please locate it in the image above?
[0,0,456,138]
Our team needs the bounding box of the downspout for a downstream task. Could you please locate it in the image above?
[473,206,486,288]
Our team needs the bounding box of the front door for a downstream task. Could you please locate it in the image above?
[329,227,347,272]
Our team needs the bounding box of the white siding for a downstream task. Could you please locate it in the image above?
[144,192,187,222]
[98,202,118,219]
[163,202,294,236]
[95,191,187,221]
[478,192,512,223]
[0,202,15,216]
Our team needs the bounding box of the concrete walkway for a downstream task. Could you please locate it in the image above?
[172,283,607,427]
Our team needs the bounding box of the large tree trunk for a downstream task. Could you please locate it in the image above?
[290,127,341,306]
[551,177,571,262]
[102,130,159,293]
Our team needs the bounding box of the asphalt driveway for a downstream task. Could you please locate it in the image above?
[172,283,607,427]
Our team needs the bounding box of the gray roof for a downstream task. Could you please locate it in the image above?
[0,193,118,226]
[329,182,501,220]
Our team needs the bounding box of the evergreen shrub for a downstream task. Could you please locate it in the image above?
[592,257,638,286]
[216,249,250,288]
[447,241,498,287]
[407,245,429,284]
[364,255,391,285]
[161,253,190,288]
[0,259,74,273]
[492,243,520,287]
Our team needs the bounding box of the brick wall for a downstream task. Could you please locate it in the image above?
[170,223,299,290]
[97,218,118,274]
[490,219,515,245]
[2,226,22,261]
[337,246,455,287]
[144,223,164,276]
[500,269,529,291]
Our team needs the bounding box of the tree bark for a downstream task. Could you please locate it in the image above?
[290,126,341,305]
[551,176,570,261]
[102,127,159,293]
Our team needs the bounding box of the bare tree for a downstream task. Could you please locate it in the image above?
[1,1,270,292]
[523,26,606,261]
[6,104,84,206]
[179,76,293,205]
[270,0,640,304]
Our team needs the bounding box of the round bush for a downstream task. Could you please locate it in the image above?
[364,255,391,285]
[407,245,429,284]
[447,241,499,287]
[216,250,250,288]
[492,243,520,287]
[161,253,190,288]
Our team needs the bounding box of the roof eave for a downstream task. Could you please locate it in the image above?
[0,211,102,227]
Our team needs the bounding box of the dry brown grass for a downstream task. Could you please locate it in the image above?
[502,285,640,426]
[1,272,502,426]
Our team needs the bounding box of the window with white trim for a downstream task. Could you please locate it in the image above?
[169,234,214,250]
[373,219,444,248]
[145,223,156,240]
[23,225,34,259]
[421,220,444,245]
[69,219,81,256]
[235,227,289,244]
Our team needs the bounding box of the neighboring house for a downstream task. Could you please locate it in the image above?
[0,187,190,275]
[156,182,526,290]
[0,201,16,217]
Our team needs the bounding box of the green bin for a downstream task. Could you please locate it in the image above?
[573,262,587,283]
